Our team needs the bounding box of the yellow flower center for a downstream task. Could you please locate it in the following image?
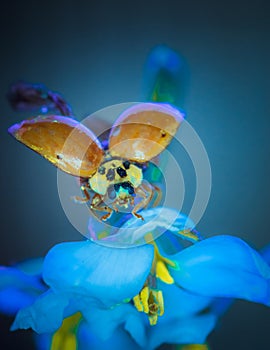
[133,235,175,325]
[133,229,200,326]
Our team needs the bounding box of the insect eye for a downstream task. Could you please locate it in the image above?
[121,182,134,195]
[114,183,121,192]
[107,185,116,199]
[123,160,130,169]
[128,185,134,195]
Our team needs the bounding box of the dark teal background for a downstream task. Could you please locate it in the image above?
[0,0,270,349]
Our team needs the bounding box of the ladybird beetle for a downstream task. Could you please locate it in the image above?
[8,103,184,221]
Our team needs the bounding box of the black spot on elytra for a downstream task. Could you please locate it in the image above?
[106,168,115,181]
[117,167,127,178]
[161,130,166,137]
[56,154,62,160]
[123,160,130,169]
[98,166,106,175]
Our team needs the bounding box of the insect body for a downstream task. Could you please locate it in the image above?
[89,159,142,196]
[8,103,184,221]
[86,158,145,220]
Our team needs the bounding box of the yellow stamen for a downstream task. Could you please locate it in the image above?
[50,312,81,350]
[156,260,174,284]
[134,230,200,326]
[140,286,150,313]
[133,286,165,326]
[149,314,158,325]
[151,240,176,283]
[133,235,176,325]
[147,231,202,325]
[133,294,144,312]
[156,290,164,316]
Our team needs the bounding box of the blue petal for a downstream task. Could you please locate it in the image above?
[0,266,44,290]
[143,45,185,106]
[210,297,233,317]
[0,265,46,316]
[73,297,146,347]
[17,258,44,275]
[77,321,142,350]
[141,281,216,349]
[149,314,217,349]
[0,288,37,316]
[124,312,146,348]
[261,243,270,265]
[34,333,53,350]
[11,290,69,333]
[170,235,270,304]
[120,207,195,236]
[43,240,154,305]
[96,207,196,247]
[158,281,212,323]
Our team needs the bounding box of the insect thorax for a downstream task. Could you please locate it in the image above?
[89,159,143,197]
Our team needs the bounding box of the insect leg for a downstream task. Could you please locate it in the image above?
[150,183,162,207]
[140,182,155,207]
[140,182,162,208]
[90,193,113,221]
[72,178,91,203]
[132,184,153,220]
[111,202,119,212]
[129,196,135,207]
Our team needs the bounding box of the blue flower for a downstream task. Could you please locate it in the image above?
[8,207,270,349]
[0,258,46,316]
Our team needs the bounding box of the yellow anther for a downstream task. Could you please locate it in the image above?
[149,314,158,325]
[135,228,200,327]
[133,294,144,312]
[140,286,150,313]
[156,290,164,316]
[133,287,164,326]
[50,312,81,350]
[156,260,174,284]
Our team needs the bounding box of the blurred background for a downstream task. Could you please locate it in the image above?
[0,0,270,349]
